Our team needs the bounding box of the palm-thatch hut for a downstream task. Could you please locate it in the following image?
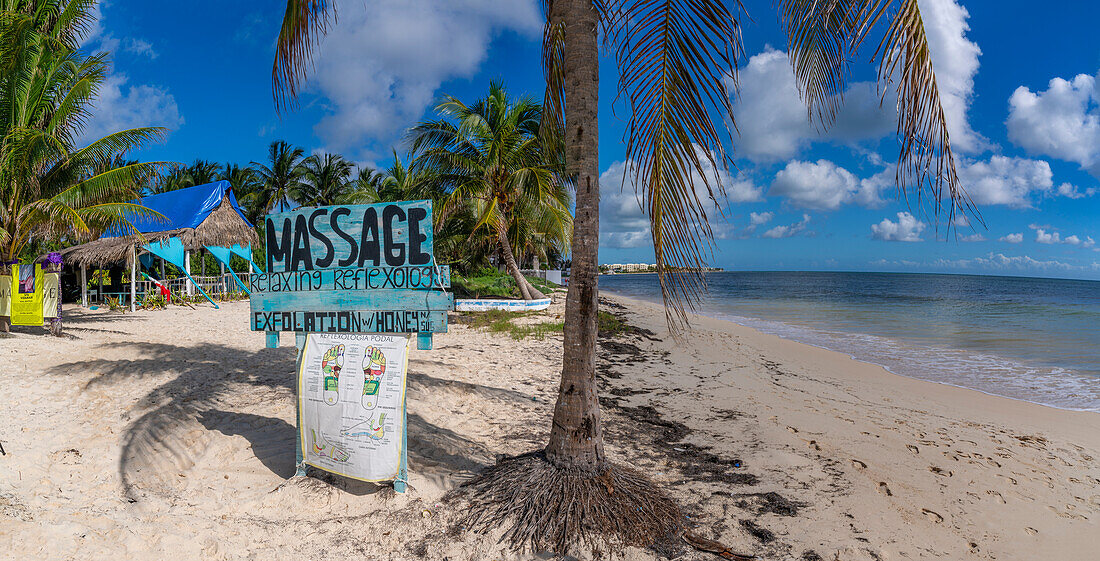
[57,181,259,310]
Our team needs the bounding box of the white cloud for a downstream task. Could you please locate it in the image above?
[598,146,749,248]
[1006,71,1100,176]
[125,38,157,59]
[1035,229,1061,244]
[999,233,1023,243]
[308,0,541,155]
[919,0,989,153]
[960,233,986,242]
[761,214,811,239]
[769,159,884,210]
[1064,235,1096,248]
[729,48,895,162]
[749,212,773,226]
[76,74,183,144]
[956,156,1053,208]
[871,212,926,242]
[1036,228,1095,248]
[1056,182,1098,199]
[932,253,1093,274]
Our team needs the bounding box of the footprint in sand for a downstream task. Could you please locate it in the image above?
[928,466,953,477]
[806,440,821,451]
[921,508,944,523]
[787,426,799,433]
[851,459,867,470]
[998,475,1018,485]
[1090,495,1100,507]
[987,490,1007,504]
[877,482,893,496]
[906,444,920,454]
[1024,527,1039,536]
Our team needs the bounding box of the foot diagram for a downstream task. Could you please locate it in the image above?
[342,413,387,440]
[361,346,386,410]
[309,429,350,462]
[321,344,345,405]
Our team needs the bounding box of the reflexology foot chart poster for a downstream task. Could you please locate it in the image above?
[299,333,411,482]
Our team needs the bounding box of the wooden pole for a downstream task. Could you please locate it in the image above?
[220,261,226,296]
[97,266,103,304]
[130,246,137,312]
[185,251,193,296]
[294,332,308,477]
[80,265,87,307]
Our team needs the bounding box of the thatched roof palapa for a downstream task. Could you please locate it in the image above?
[56,183,258,269]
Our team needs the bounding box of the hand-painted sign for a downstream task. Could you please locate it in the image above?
[250,200,453,347]
[249,265,450,293]
[264,201,434,273]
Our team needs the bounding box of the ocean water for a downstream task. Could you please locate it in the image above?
[600,271,1100,412]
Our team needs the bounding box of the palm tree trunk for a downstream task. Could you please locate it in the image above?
[545,0,603,470]
[496,222,544,300]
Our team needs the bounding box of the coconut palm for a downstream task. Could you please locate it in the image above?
[251,140,306,214]
[0,0,165,330]
[296,152,354,207]
[219,163,264,223]
[409,83,572,300]
[272,0,968,552]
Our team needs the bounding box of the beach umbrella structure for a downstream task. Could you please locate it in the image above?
[55,181,259,311]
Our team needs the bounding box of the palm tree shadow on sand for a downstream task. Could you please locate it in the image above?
[54,341,499,502]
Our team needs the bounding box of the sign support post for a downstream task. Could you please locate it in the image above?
[294,332,308,478]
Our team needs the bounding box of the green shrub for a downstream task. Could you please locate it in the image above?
[453,269,559,299]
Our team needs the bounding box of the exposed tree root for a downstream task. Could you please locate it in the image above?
[454,450,685,556]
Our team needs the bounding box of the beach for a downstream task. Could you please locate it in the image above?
[1,293,1098,560]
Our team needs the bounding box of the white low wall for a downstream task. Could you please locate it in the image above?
[455,298,552,312]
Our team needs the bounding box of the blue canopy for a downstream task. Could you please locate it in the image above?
[104,180,253,237]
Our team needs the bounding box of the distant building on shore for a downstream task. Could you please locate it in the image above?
[599,263,723,274]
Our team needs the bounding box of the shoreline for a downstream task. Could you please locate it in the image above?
[1,296,1097,559]
[602,288,1100,415]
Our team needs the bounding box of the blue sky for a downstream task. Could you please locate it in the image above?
[84,1,1100,279]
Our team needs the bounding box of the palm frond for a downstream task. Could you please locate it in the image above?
[782,0,972,227]
[608,0,743,330]
[272,0,334,112]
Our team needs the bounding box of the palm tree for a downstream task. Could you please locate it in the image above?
[251,140,306,214]
[185,159,221,186]
[410,83,572,300]
[297,152,354,206]
[272,0,969,552]
[220,163,264,223]
[0,0,165,331]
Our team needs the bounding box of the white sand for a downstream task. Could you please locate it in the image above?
[0,294,1096,560]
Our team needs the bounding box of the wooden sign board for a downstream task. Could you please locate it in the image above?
[250,200,454,350]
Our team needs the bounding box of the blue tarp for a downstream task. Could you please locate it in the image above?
[142,237,219,308]
[104,180,253,237]
[204,245,250,294]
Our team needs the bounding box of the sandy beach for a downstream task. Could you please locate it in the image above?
[1,293,1097,560]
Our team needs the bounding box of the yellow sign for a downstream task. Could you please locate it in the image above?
[0,275,9,316]
[10,264,44,326]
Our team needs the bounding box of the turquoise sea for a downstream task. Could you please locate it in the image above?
[600,271,1100,412]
